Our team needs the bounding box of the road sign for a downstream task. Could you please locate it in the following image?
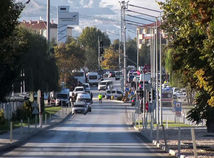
[174,101,182,117]
[58,6,79,25]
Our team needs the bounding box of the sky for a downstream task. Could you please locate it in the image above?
[19,0,164,41]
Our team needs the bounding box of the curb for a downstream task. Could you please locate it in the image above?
[0,111,72,153]
[134,126,186,158]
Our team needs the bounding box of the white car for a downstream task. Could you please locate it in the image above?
[105,89,123,100]
[98,80,113,91]
[72,102,89,114]
[76,92,93,105]
[73,86,85,96]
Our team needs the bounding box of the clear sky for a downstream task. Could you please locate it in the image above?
[19,0,164,41]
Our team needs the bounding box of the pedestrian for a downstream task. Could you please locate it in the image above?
[98,93,103,104]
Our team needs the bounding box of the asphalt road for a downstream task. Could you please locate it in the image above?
[0,80,172,158]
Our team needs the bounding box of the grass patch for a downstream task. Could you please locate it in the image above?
[0,121,28,134]
[45,106,62,115]
[135,121,191,129]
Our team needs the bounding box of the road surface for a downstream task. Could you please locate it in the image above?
[0,82,172,158]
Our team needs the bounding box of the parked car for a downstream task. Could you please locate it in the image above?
[105,89,123,100]
[72,102,90,115]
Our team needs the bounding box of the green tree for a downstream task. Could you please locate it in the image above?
[13,27,59,92]
[0,0,25,101]
[159,0,214,131]
[78,27,111,71]
[54,38,85,84]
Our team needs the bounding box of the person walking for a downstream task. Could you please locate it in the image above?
[98,93,103,104]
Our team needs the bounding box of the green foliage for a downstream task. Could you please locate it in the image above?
[0,109,5,124]
[78,27,111,71]
[16,27,59,92]
[78,27,111,50]
[160,0,214,126]
[12,100,33,121]
[54,37,85,83]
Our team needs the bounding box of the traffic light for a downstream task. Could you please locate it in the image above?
[152,90,156,100]
[100,41,104,55]
[137,89,143,98]
[149,91,151,102]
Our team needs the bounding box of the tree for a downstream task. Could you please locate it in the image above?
[101,47,119,70]
[11,27,59,92]
[159,0,214,131]
[78,27,111,71]
[0,0,25,101]
[54,38,85,84]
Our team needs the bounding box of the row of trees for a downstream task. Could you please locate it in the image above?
[160,0,214,132]
[55,27,151,87]
[0,0,59,102]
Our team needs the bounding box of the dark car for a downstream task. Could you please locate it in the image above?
[108,71,115,78]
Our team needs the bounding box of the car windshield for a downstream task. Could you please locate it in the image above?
[74,104,86,108]
[78,98,91,102]
[100,82,106,85]
[72,72,84,76]
[76,88,84,91]
[89,75,97,79]
[56,94,68,99]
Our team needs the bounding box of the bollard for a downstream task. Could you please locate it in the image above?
[27,117,30,132]
[156,124,159,143]
[178,127,181,157]
[10,122,13,143]
[162,125,168,152]
[150,112,153,140]
[45,114,47,125]
[35,115,37,128]
[166,116,168,129]
[21,119,23,135]
[191,128,198,158]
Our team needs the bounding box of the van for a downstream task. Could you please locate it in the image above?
[55,89,70,106]
[87,72,99,86]
[98,80,113,91]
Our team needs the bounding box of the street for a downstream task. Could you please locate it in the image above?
[0,85,172,158]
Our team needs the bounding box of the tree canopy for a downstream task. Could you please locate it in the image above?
[0,0,24,101]
[159,0,214,128]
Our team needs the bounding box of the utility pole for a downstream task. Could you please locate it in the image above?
[98,37,100,70]
[159,13,162,125]
[120,1,129,92]
[47,0,50,53]
[155,19,159,125]
[136,28,139,70]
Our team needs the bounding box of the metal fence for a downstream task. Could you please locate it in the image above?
[0,101,24,120]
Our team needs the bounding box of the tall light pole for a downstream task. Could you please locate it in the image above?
[47,0,50,52]
[120,1,129,92]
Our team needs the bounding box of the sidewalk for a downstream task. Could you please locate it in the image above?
[126,111,214,158]
[0,107,72,152]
